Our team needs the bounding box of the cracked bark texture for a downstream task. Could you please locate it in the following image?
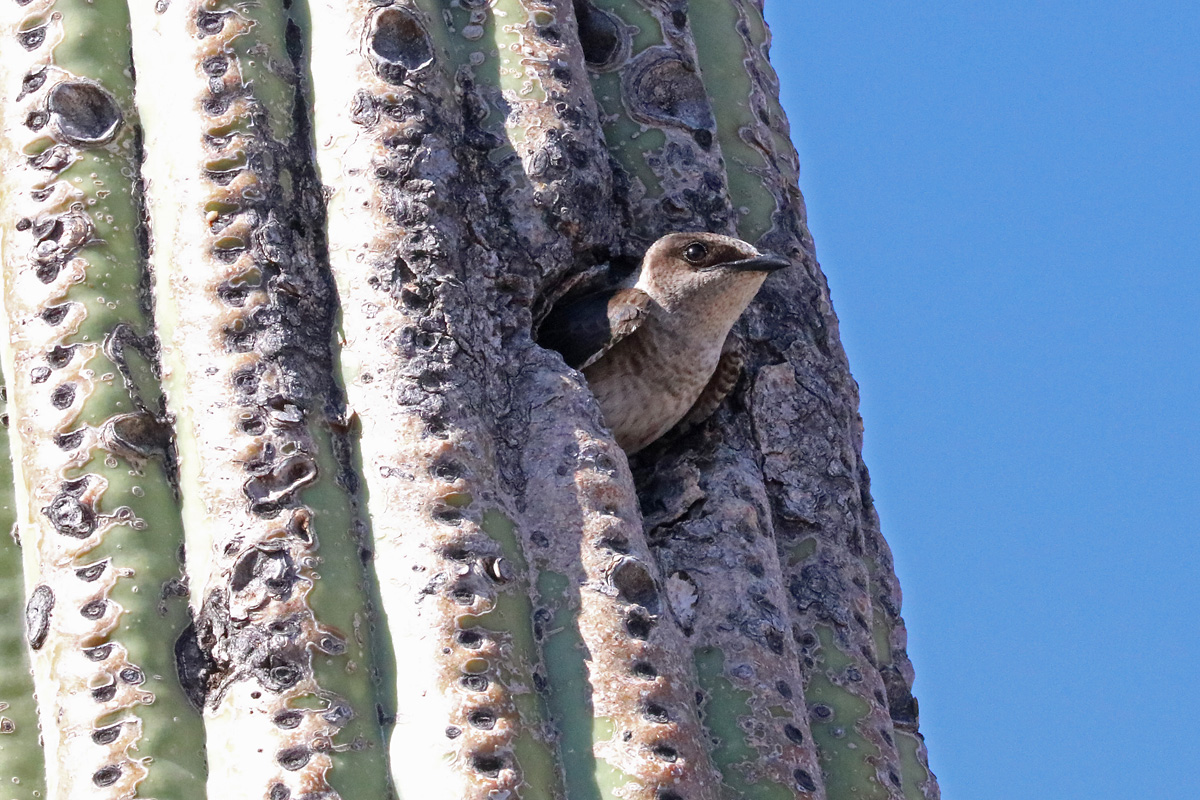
[0,0,936,798]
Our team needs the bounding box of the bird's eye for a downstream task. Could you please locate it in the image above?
[683,242,708,264]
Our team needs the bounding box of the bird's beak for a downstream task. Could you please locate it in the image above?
[723,253,791,273]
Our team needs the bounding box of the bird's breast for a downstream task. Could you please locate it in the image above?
[582,326,721,453]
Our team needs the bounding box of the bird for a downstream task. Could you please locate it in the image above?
[538,232,790,453]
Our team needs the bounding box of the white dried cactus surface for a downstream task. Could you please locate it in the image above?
[0,0,937,799]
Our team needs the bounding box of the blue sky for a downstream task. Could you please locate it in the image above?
[764,2,1200,797]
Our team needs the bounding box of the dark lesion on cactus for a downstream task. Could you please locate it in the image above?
[262,656,302,690]
[231,363,262,395]
[24,109,49,131]
[623,49,716,136]
[194,10,229,38]
[230,545,298,600]
[47,80,125,147]
[189,576,326,705]
[366,6,434,84]
[17,67,48,100]
[321,700,354,726]
[470,752,505,777]
[29,208,95,285]
[102,412,172,462]
[460,673,489,692]
[275,745,312,771]
[25,584,54,650]
[264,394,305,425]
[794,768,819,792]
[91,683,118,702]
[572,0,629,71]
[879,664,921,731]
[239,414,268,436]
[273,709,303,729]
[54,428,83,450]
[456,629,485,649]
[16,24,46,51]
[174,621,214,710]
[40,303,72,326]
[450,585,477,606]
[119,666,145,685]
[650,743,678,762]
[84,643,113,662]
[80,599,108,620]
[631,660,658,679]
[314,631,347,656]
[44,484,97,539]
[34,257,62,284]
[467,708,497,730]
[432,506,465,526]
[91,723,123,745]
[91,764,122,787]
[641,701,671,724]
[29,143,73,172]
[75,560,108,582]
[49,383,76,409]
[202,54,230,78]
[481,554,511,584]
[45,343,76,368]
[285,507,314,544]
[624,609,655,640]
[608,556,661,612]
[243,453,319,516]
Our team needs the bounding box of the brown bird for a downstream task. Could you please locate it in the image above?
[538,232,790,453]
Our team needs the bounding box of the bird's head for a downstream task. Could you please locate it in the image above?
[635,232,790,324]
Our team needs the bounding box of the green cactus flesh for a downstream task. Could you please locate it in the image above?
[536,569,632,800]
[688,0,779,241]
[0,0,206,795]
[0,387,46,800]
[694,647,794,800]
[807,627,890,800]
[126,0,391,795]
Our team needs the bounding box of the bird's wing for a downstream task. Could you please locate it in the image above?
[680,332,745,429]
[537,287,651,370]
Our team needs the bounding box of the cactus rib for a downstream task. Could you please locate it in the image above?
[441,0,618,276]
[127,1,390,796]
[861,477,939,800]
[579,0,734,243]
[639,434,827,800]
[0,0,208,796]
[300,0,559,796]
[513,364,724,800]
[0,384,47,800]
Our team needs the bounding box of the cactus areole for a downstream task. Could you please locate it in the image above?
[0,1,937,799]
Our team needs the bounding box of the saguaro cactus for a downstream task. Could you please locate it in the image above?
[0,1,937,799]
